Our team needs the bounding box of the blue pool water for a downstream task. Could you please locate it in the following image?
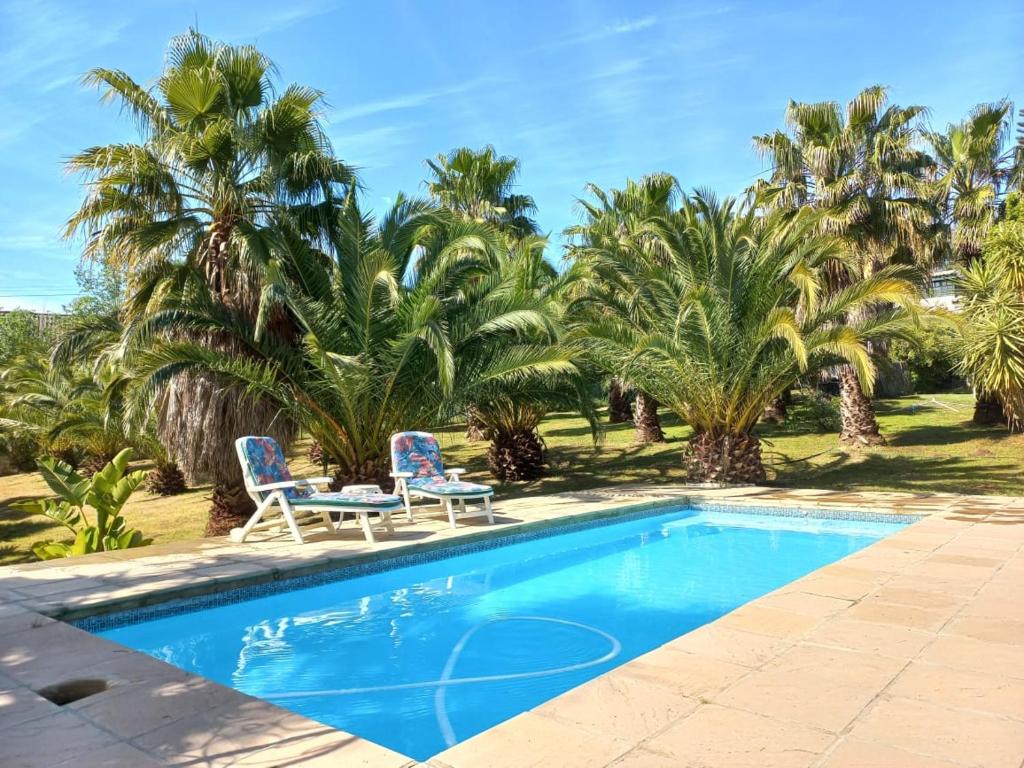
[93,506,910,759]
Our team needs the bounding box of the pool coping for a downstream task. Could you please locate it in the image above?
[1,484,1022,767]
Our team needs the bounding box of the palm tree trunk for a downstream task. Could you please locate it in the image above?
[158,370,293,536]
[762,389,791,424]
[684,431,766,484]
[146,460,187,496]
[331,456,394,493]
[465,407,488,441]
[205,483,255,536]
[608,377,631,423]
[487,428,546,482]
[632,391,665,443]
[972,391,1006,426]
[838,365,885,446]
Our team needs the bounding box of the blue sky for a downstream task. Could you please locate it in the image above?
[0,0,1021,311]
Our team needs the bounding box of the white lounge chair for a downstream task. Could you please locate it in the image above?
[234,436,403,544]
[389,431,494,529]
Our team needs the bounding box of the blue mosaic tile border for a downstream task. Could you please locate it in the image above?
[74,500,919,633]
[695,502,923,525]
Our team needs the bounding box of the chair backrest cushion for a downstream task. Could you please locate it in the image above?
[237,436,311,501]
[390,432,444,479]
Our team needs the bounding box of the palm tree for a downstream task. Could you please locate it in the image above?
[425,146,538,238]
[754,86,937,446]
[566,173,682,443]
[425,145,541,442]
[450,234,597,480]
[924,101,1016,262]
[925,103,1018,425]
[957,217,1024,428]
[120,195,587,489]
[0,351,127,471]
[64,30,354,532]
[568,192,921,482]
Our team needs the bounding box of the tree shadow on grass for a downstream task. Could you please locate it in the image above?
[885,421,1017,448]
[0,494,55,565]
[771,452,1021,496]
[490,442,690,501]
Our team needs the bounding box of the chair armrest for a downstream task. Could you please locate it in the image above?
[297,476,333,487]
[446,468,466,477]
[248,480,299,492]
[391,471,414,478]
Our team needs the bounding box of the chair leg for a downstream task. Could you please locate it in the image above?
[320,509,334,532]
[232,493,276,542]
[399,480,414,522]
[446,498,456,529]
[484,495,494,524]
[359,512,376,544]
[458,498,467,515]
[382,509,394,534]
[280,499,305,544]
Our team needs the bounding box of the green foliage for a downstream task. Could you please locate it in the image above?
[112,195,590,484]
[0,311,50,364]
[0,345,130,465]
[65,261,125,318]
[63,28,358,494]
[1005,191,1024,223]
[890,323,961,393]
[567,188,923,446]
[13,447,149,559]
[426,146,538,237]
[957,219,1024,426]
[794,392,841,433]
[753,85,940,272]
[778,391,841,434]
[924,101,1015,261]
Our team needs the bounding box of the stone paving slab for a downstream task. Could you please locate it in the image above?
[0,484,1022,766]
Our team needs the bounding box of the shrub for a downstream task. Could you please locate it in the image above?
[890,325,961,393]
[783,391,841,433]
[13,448,150,560]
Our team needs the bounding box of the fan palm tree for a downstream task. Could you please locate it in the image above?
[64,29,354,531]
[568,192,921,482]
[924,101,1016,262]
[925,103,1019,424]
[753,86,937,445]
[565,173,682,443]
[425,145,541,441]
[425,146,538,238]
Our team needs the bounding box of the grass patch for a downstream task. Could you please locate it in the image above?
[2,393,1021,567]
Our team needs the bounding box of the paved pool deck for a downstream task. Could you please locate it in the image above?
[1,484,1023,767]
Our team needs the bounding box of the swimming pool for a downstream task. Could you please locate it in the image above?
[87,504,912,760]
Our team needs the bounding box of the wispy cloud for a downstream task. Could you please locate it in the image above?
[329,124,415,170]
[329,76,505,124]
[219,0,342,41]
[0,0,127,85]
[531,15,658,53]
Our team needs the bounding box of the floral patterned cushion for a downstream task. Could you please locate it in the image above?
[390,432,445,478]
[239,436,312,501]
[407,476,493,496]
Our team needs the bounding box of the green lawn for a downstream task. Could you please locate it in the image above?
[2,393,1021,567]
